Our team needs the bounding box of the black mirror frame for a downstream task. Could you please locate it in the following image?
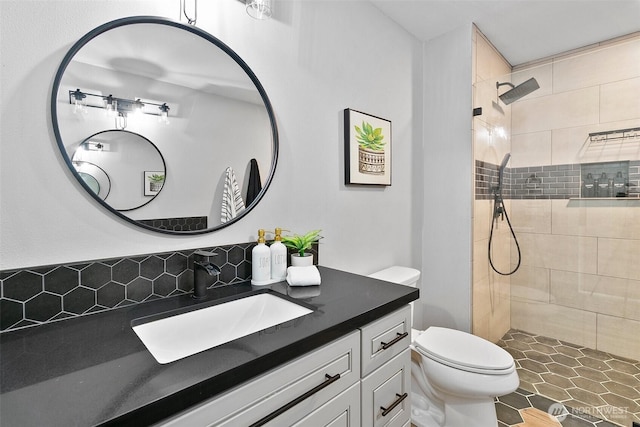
[51,16,278,235]
[72,129,167,211]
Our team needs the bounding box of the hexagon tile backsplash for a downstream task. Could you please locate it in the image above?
[0,242,270,332]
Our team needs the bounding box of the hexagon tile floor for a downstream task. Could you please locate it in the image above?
[494,329,640,427]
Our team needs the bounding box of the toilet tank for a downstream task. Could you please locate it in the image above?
[368,266,420,288]
[368,266,421,327]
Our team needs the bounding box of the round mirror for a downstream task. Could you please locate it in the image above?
[71,130,165,211]
[52,16,278,234]
[75,162,111,200]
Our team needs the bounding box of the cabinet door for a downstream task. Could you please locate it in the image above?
[361,348,411,427]
[360,306,411,377]
[157,331,360,427]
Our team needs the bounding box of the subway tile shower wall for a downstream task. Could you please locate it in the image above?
[475,160,640,200]
[0,243,255,332]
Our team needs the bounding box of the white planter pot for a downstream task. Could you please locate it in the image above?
[290,254,313,267]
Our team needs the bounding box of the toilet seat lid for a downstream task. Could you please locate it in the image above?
[414,327,514,374]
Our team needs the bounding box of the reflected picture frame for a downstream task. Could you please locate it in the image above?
[144,170,165,196]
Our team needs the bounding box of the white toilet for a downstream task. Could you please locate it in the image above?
[368,266,519,427]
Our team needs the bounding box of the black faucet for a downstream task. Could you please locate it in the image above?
[193,250,221,299]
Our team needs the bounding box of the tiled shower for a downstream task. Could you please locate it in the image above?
[472,27,640,426]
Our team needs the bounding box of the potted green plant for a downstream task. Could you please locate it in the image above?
[354,121,386,175]
[147,173,165,192]
[281,229,322,266]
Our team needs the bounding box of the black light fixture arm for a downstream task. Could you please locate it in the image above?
[68,89,169,117]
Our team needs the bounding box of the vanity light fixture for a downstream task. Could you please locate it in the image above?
[68,89,170,127]
[158,103,170,124]
[104,95,117,118]
[246,0,272,20]
[82,141,105,151]
[132,99,145,117]
[71,88,88,115]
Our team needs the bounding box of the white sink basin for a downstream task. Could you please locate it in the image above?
[132,292,313,364]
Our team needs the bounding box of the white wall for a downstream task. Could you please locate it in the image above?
[421,25,474,331]
[0,1,422,276]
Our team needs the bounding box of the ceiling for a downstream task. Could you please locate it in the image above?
[370,0,640,66]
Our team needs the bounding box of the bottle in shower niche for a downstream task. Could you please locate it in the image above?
[582,173,594,198]
[608,177,615,197]
[251,229,271,285]
[270,227,287,281]
[614,171,627,197]
[597,172,608,197]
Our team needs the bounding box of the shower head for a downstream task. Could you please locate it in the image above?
[497,77,540,105]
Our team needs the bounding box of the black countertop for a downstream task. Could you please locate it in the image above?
[0,266,418,427]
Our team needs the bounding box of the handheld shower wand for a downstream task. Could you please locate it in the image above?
[488,153,521,275]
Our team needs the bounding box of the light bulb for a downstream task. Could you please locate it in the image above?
[246,0,272,20]
[104,95,117,118]
[132,99,144,117]
[158,103,170,125]
[72,89,87,115]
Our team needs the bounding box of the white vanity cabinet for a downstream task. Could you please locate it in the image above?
[359,306,412,427]
[157,331,361,427]
[157,306,412,427]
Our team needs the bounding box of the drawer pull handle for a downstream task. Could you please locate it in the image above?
[380,332,408,350]
[249,373,341,427]
[380,393,408,417]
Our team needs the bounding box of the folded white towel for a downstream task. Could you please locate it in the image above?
[286,266,321,287]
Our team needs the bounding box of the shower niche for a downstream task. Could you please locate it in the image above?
[580,161,629,198]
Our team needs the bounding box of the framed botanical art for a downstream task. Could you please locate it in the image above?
[144,171,165,196]
[344,108,391,186]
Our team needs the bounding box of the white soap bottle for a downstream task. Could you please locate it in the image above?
[270,228,287,281]
[251,229,271,285]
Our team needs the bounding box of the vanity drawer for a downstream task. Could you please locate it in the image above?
[360,305,411,377]
[279,381,360,427]
[157,331,360,426]
[361,348,411,427]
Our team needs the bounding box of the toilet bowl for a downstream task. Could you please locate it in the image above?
[368,266,519,427]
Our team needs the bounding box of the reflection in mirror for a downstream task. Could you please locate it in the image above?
[52,16,278,234]
[72,130,165,211]
[75,162,111,200]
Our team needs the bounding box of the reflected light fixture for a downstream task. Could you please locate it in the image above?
[68,89,170,129]
[246,0,272,20]
[181,0,197,25]
[71,88,88,114]
[158,103,170,125]
[104,94,117,118]
[132,99,145,117]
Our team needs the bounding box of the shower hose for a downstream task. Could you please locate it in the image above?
[488,193,521,275]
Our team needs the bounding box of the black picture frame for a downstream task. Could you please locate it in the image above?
[344,108,392,186]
